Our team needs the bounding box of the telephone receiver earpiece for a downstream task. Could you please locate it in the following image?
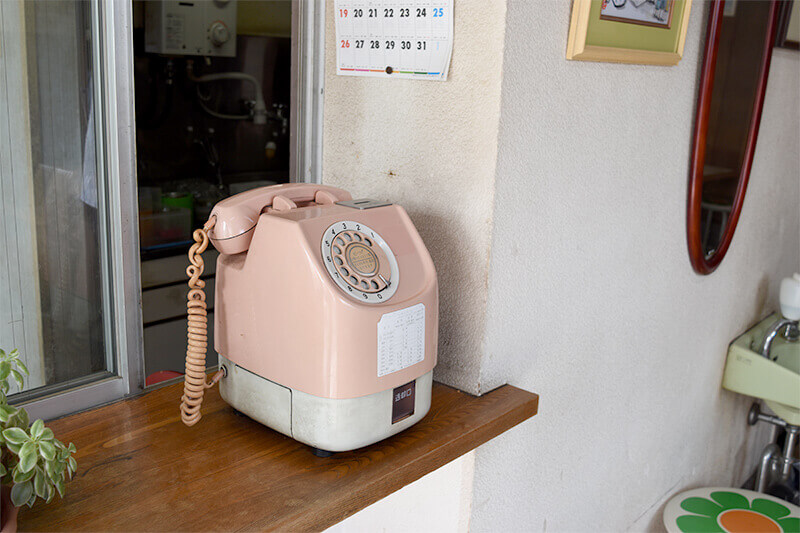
[208,184,352,255]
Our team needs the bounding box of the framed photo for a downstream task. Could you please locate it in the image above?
[600,0,674,29]
[567,0,693,65]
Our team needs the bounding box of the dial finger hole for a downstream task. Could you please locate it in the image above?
[353,233,362,241]
[343,233,353,241]
[334,257,343,266]
[335,237,344,246]
[340,267,349,277]
[361,280,369,290]
[349,275,358,285]
[371,280,379,290]
[364,238,372,247]
[333,245,342,255]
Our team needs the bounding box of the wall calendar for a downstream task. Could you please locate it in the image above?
[333,0,454,81]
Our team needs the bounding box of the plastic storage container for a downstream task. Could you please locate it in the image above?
[139,207,192,249]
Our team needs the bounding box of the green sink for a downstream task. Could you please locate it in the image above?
[722,313,800,425]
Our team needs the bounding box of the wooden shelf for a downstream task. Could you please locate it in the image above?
[20,380,538,531]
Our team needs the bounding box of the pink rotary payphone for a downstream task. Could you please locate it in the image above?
[180,183,438,455]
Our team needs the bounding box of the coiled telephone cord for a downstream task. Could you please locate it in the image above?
[180,217,225,426]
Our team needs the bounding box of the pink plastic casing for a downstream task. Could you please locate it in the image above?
[210,186,438,400]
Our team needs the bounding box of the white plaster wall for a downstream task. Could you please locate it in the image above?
[471,1,800,531]
[324,451,475,533]
[322,0,507,393]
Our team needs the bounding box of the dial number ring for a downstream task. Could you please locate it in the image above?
[321,221,399,303]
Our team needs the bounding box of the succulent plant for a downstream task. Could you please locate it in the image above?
[0,349,76,508]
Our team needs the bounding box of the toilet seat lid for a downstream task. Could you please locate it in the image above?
[663,487,799,533]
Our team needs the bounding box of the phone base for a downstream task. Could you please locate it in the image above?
[218,355,432,452]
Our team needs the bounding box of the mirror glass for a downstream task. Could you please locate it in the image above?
[698,0,774,256]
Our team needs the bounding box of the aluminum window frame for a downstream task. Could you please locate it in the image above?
[291,0,326,184]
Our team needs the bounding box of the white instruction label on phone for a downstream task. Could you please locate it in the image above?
[377,304,425,377]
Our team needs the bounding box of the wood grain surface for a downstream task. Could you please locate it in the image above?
[19,380,538,531]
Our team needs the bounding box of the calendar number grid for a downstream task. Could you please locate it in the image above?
[334,0,453,80]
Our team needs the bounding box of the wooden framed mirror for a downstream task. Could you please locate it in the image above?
[687,0,780,274]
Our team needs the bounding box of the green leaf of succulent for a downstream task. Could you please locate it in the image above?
[68,443,76,453]
[0,362,11,381]
[10,369,24,390]
[0,404,14,423]
[30,419,44,439]
[38,440,56,461]
[12,466,34,483]
[68,456,77,473]
[0,349,5,358]
[7,441,22,455]
[15,407,29,428]
[0,463,6,476]
[56,478,65,498]
[10,480,33,507]
[45,460,58,482]
[45,484,55,504]
[14,357,28,376]
[58,448,70,461]
[26,492,36,508]
[9,349,19,360]
[3,427,29,445]
[18,441,38,473]
[40,427,54,441]
[33,469,46,499]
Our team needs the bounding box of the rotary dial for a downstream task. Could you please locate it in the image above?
[321,221,399,303]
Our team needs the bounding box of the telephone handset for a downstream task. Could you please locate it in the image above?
[208,183,352,255]
[180,183,352,425]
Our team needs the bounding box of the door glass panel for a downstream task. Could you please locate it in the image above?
[0,0,114,396]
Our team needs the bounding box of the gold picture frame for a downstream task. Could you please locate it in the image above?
[567,0,693,65]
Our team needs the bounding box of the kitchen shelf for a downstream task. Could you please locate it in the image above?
[20,379,538,531]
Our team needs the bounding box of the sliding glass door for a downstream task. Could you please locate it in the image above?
[0,0,142,418]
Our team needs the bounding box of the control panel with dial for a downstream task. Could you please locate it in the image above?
[321,221,399,303]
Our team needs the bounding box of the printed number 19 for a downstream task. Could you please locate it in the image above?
[339,8,347,17]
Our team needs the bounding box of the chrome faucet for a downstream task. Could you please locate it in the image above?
[759,319,800,359]
[758,274,800,360]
